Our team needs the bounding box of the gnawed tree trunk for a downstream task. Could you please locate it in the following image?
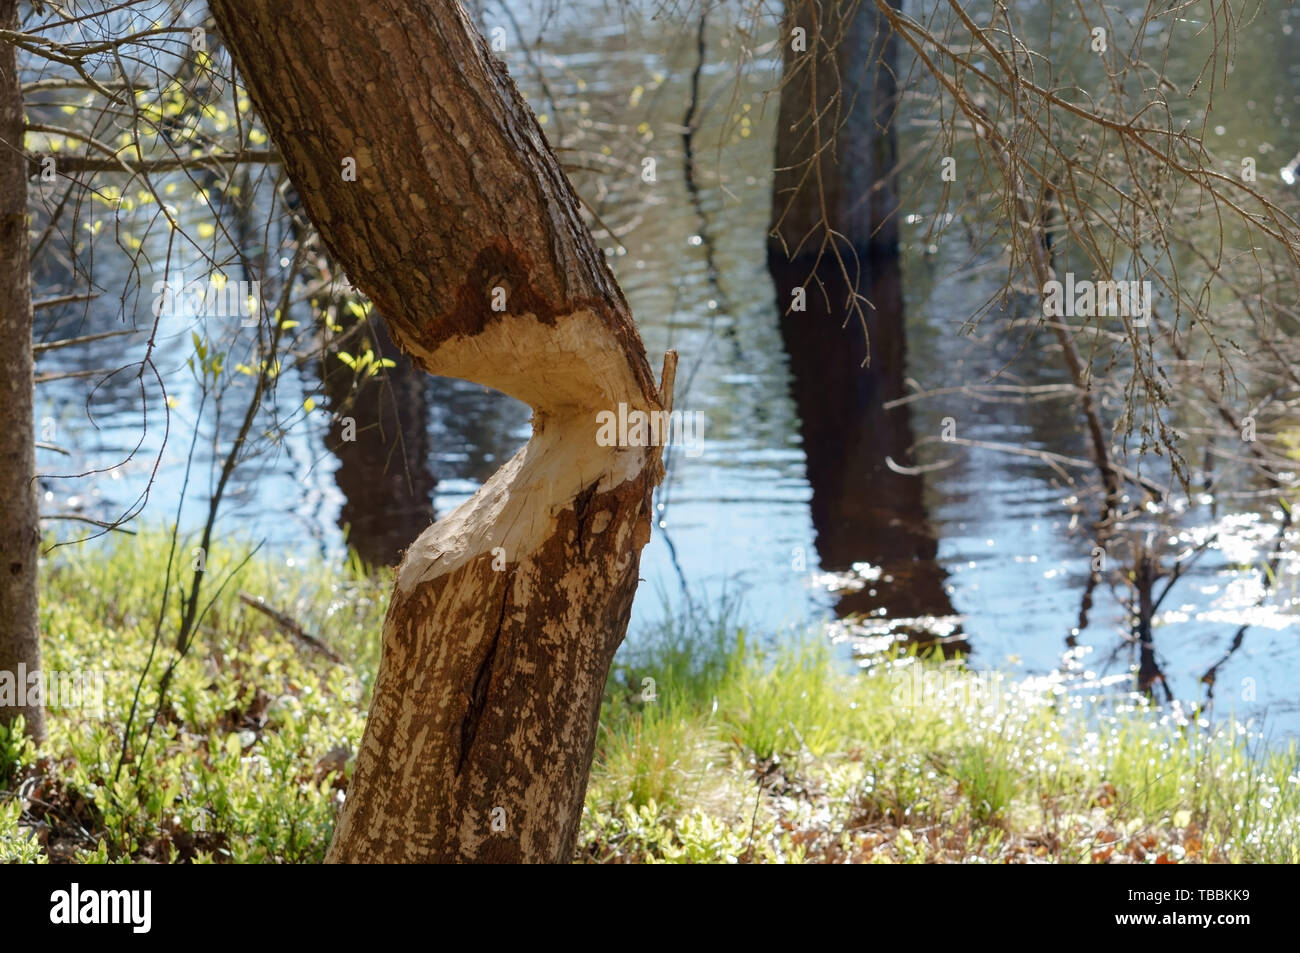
[0,0,46,743]
[209,0,671,862]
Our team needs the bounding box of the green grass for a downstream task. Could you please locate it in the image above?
[587,609,1300,863]
[1,532,1297,863]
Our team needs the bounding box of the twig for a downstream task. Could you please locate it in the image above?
[40,514,137,534]
[32,292,101,312]
[33,327,135,351]
[34,367,115,383]
[238,592,343,664]
[30,149,280,175]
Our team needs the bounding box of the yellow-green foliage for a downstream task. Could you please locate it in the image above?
[4,531,386,863]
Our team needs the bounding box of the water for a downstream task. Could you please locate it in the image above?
[28,1,1300,735]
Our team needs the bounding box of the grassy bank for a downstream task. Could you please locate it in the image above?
[2,534,1297,863]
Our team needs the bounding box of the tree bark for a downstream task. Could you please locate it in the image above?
[208,0,670,862]
[0,0,46,743]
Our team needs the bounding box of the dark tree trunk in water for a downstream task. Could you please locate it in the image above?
[769,254,965,651]
[285,184,437,571]
[771,0,901,259]
[770,0,962,650]
[210,0,671,862]
[322,309,437,570]
[0,0,46,742]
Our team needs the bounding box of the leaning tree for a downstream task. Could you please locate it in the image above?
[208,0,674,862]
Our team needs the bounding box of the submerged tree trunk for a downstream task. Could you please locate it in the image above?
[769,1,961,649]
[769,250,965,652]
[210,0,670,862]
[0,0,46,743]
[771,0,901,259]
[321,310,437,571]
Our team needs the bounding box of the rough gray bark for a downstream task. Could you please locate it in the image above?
[0,0,45,743]
[208,0,671,862]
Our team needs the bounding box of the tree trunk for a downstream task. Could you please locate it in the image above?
[769,251,965,653]
[0,0,45,743]
[208,0,671,862]
[322,308,437,571]
[771,0,901,258]
[768,2,960,650]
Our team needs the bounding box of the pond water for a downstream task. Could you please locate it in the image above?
[30,1,1300,736]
